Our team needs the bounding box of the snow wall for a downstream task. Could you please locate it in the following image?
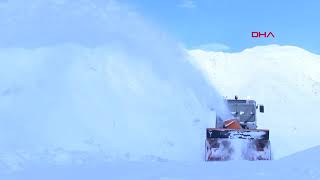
[0,0,230,162]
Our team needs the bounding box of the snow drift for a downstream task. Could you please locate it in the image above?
[190,45,320,159]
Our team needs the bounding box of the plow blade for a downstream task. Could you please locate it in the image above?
[205,128,271,161]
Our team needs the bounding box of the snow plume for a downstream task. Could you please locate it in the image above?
[0,0,229,163]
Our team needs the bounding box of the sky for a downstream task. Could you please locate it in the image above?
[123,0,320,53]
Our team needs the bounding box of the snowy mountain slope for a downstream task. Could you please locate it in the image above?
[189,45,320,159]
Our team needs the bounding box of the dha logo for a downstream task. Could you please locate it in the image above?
[252,32,275,38]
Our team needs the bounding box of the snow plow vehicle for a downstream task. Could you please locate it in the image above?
[205,96,271,161]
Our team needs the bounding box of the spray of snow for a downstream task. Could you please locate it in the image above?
[0,0,232,165]
[229,139,271,160]
[229,139,244,160]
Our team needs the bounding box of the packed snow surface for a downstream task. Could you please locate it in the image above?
[1,146,320,180]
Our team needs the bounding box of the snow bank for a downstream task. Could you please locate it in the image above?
[280,145,320,162]
[190,45,320,159]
